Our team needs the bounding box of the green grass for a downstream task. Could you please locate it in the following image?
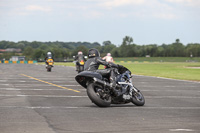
[114,57,200,62]
[118,62,200,81]
[37,62,200,81]
[37,62,75,66]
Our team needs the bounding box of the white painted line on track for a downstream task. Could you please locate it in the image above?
[169,129,195,132]
[133,74,200,84]
[0,88,197,92]
[61,85,81,86]
[0,84,10,86]
[0,95,87,97]
[0,88,85,91]
[145,96,200,98]
[139,85,199,88]
[142,89,200,92]
[0,106,200,110]
[0,80,7,82]
[0,95,199,98]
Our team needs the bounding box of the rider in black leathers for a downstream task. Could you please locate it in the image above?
[75,51,86,71]
[84,48,123,96]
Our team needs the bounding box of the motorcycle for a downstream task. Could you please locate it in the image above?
[75,66,145,107]
[46,58,54,72]
[76,60,85,73]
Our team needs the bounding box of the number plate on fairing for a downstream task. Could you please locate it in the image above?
[122,94,131,100]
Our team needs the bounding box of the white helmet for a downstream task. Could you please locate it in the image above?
[78,51,83,55]
[107,53,111,56]
[47,52,52,55]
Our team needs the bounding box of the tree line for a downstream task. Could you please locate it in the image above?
[0,36,200,61]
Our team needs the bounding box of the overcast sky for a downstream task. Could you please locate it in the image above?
[0,0,200,45]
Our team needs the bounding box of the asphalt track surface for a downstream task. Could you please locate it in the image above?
[0,64,200,133]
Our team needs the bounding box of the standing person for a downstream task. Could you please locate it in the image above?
[102,53,114,63]
[102,53,114,68]
[74,51,86,71]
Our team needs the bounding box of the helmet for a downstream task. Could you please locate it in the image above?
[107,53,111,56]
[78,51,83,55]
[47,52,52,58]
[47,52,52,55]
[88,48,100,58]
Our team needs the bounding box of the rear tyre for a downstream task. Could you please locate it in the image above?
[87,83,111,107]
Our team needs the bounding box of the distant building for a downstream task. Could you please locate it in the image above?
[6,48,21,52]
[11,56,25,61]
[0,49,6,52]
[0,48,21,52]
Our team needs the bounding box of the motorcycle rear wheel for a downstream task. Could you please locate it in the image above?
[87,83,111,107]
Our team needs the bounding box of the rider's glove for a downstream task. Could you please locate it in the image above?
[117,64,124,69]
[108,62,118,68]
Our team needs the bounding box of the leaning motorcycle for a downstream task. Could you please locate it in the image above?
[75,66,145,107]
[46,58,54,72]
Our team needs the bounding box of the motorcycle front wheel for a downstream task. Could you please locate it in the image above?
[87,83,111,107]
[78,66,84,73]
[131,89,145,106]
[47,67,51,72]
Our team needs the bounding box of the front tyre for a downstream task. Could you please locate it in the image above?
[78,66,84,73]
[47,66,52,72]
[87,83,111,107]
[131,90,145,106]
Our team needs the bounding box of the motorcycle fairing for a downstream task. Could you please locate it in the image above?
[75,71,102,88]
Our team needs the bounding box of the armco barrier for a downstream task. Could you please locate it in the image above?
[28,61,33,64]
[4,60,9,64]
[20,61,24,64]
[0,60,37,64]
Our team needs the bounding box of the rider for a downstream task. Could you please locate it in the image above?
[84,48,123,96]
[45,52,53,66]
[102,53,114,63]
[102,53,114,68]
[75,51,86,71]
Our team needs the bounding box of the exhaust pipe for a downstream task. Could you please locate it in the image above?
[93,77,111,88]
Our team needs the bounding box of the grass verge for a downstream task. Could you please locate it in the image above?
[37,62,200,81]
[118,62,200,81]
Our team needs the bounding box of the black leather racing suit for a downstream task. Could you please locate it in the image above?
[84,57,118,89]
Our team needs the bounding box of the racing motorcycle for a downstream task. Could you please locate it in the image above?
[46,58,54,72]
[75,66,145,107]
[76,60,85,73]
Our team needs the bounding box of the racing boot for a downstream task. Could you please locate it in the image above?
[110,77,121,97]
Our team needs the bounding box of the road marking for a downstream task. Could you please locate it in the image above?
[142,89,200,92]
[20,74,80,93]
[0,95,86,97]
[0,95,199,99]
[0,88,85,91]
[61,85,81,86]
[145,96,200,99]
[0,80,7,82]
[0,106,200,110]
[169,129,194,132]
[133,74,200,84]
[0,84,9,86]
